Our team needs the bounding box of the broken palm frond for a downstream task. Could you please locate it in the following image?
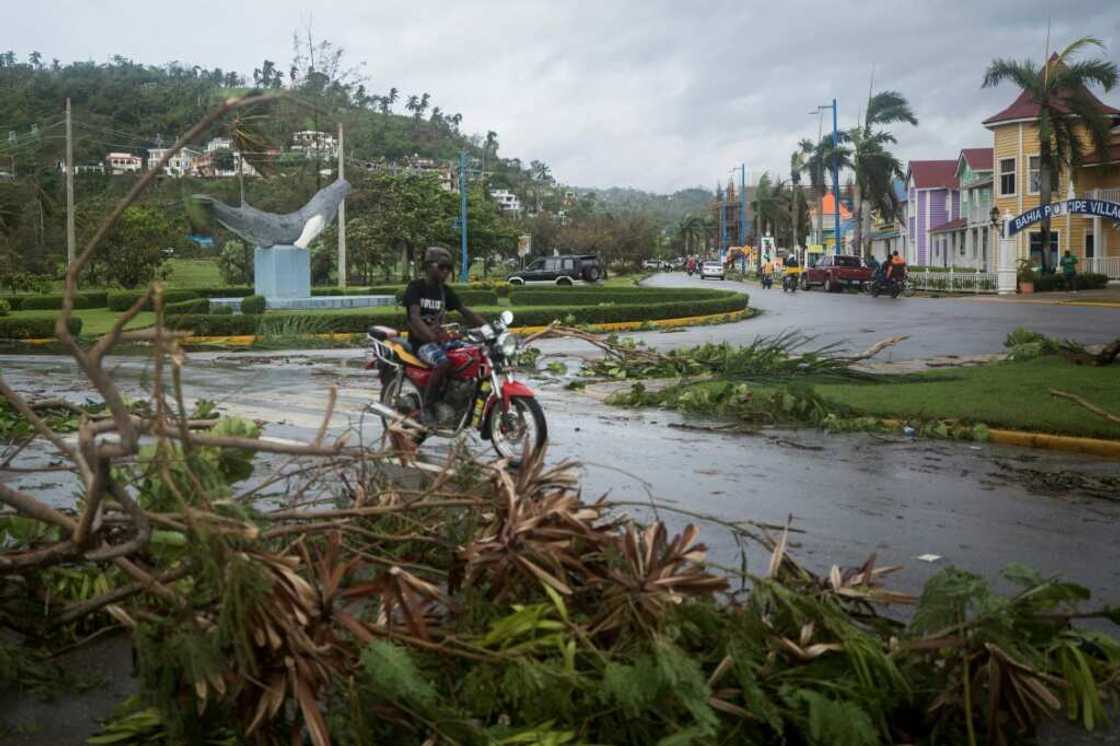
[2,97,1118,746]
[1004,327,1118,365]
[526,326,896,382]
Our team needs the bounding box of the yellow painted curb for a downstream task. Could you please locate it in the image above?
[877,418,1119,458]
[987,428,1120,459]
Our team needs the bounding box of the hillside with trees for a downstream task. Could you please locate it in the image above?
[0,39,695,289]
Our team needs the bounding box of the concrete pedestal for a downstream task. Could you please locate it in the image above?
[254,245,310,300]
[997,223,1017,295]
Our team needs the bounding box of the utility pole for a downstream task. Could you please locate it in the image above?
[459,151,469,283]
[65,98,75,267]
[739,164,747,272]
[830,99,841,254]
[719,187,727,262]
[337,123,347,288]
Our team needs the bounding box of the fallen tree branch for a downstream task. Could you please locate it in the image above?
[1049,389,1120,425]
[841,335,909,362]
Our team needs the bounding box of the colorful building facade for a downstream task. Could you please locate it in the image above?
[808,191,854,255]
[904,160,958,266]
[927,149,996,269]
[983,64,1120,276]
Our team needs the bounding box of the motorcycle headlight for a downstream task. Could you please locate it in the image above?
[498,332,520,358]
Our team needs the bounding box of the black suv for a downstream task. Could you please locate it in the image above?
[506,254,605,285]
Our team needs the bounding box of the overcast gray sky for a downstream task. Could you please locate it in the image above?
[8,0,1120,192]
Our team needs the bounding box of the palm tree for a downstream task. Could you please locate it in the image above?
[790,150,807,252]
[750,172,790,242]
[799,137,853,249]
[849,91,917,258]
[224,110,275,204]
[983,37,1117,271]
[676,214,704,256]
[385,87,399,113]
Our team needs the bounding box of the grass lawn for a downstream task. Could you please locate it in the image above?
[163,258,223,287]
[813,357,1120,440]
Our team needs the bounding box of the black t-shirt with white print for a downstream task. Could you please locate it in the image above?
[402,279,463,326]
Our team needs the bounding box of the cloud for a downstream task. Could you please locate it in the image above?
[7,0,1120,192]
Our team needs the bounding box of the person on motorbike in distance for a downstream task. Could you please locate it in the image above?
[887,250,907,286]
[404,246,488,425]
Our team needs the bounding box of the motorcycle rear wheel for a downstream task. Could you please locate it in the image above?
[379,375,428,446]
[487,396,548,465]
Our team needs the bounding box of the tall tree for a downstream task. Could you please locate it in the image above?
[789,150,807,253]
[849,90,917,258]
[983,37,1117,271]
[798,136,852,251]
[750,172,790,245]
[675,214,703,256]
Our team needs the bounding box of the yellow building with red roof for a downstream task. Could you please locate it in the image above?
[984,58,1120,277]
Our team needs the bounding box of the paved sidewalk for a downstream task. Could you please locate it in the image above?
[968,285,1120,307]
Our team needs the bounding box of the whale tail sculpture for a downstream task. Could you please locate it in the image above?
[192,178,350,249]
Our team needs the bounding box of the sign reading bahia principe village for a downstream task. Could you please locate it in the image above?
[1009,198,1120,235]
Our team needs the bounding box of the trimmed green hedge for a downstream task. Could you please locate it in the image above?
[510,288,734,306]
[0,315,82,340]
[310,286,402,297]
[15,291,107,310]
[309,284,500,306]
[241,295,267,314]
[187,286,254,298]
[166,293,749,338]
[1035,272,1109,292]
[165,298,211,315]
[108,289,200,312]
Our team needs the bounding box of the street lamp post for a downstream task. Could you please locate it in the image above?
[730,164,747,272]
[719,188,727,262]
[812,101,842,254]
[459,151,469,283]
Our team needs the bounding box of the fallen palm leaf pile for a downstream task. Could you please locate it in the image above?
[2,97,1119,746]
[522,324,907,383]
[1005,327,1120,366]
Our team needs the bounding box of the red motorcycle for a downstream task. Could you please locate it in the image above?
[366,310,548,463]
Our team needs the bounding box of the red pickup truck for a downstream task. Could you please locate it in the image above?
[802,254,872,292]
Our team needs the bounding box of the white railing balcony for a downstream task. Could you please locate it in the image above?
[966,201,993,225]
[1089,188,1120,203]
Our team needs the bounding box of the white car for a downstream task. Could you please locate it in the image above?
[700,260,724,281]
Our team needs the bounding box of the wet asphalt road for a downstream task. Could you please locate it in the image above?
[3,348,1118,604]
[560,272,1120,361]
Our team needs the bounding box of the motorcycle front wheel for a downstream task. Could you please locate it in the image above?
[870,282,881,298]
[487,396,548,465]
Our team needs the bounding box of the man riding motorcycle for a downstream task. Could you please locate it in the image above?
[404,246,488,425]
[886,251,907,285]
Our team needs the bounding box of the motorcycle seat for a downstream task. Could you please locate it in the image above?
[386,340,429,368]
[367,325,400,341]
